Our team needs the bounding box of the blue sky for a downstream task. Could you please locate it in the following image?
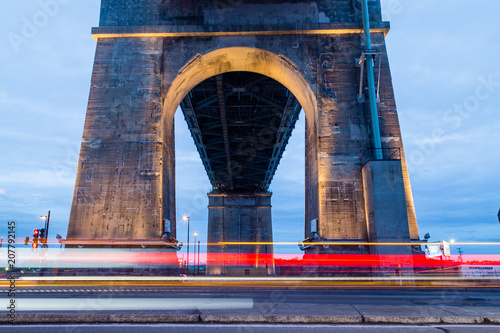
[0,1,499,256]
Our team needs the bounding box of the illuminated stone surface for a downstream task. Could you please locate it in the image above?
[68,1,419,263]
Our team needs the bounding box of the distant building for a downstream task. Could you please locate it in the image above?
[461,265,500,278]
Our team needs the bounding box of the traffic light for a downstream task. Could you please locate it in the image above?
[39,228,47,247]
[24,236,29,245]
[33,229,39,249]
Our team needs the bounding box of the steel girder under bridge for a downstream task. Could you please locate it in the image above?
[180,71,301,193]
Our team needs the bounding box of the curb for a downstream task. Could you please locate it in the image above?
[201,315,363,323]
[0,312,200,324]
[363,315,484,324]
[0,313,492,325]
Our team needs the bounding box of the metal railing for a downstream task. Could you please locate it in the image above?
[361,148,401,166]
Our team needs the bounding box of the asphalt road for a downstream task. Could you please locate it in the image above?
[4,288,500,326]
[1,324,500,333]
[11,288,500,308]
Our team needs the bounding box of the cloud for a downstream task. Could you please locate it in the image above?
[0,169,75,188]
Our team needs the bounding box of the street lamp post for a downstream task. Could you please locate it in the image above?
[198,240,201,275]
[193,232,198,276]
[40,211,50,248]
[183,216,190,275]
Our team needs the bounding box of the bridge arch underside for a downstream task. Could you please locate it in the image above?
[179,71,302,194]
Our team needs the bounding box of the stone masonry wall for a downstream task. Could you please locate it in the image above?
[68,0,419,247]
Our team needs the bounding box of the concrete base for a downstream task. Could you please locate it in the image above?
[362,160,414,274]
[362,160,412,252]
[206,191,275,276]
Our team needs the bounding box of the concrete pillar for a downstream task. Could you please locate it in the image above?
[362,160,411,251]
[362,159,414,275]
[206,191,275,276]
[67,38,169,242]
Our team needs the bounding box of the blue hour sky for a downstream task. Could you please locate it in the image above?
[0,1,499,256]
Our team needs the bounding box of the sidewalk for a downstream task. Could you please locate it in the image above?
[3,302,500,324]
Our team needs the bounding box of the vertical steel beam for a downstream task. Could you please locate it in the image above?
[180,96,218,187]
[361,0,383,159]
[261,93,300,189]
[216,75,234,190]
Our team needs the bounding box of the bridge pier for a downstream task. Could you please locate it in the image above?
[362,158,415,277]
[66,0,423,272]
[362,159,411,255]
[206,191,275,276]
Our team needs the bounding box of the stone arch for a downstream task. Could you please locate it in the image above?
[162,47,317,127]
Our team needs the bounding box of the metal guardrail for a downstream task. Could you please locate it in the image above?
[361,148,401,166]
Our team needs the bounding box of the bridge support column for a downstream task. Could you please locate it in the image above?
[206,191,275,276]
[362,159,411,252]
[362,159,414,276]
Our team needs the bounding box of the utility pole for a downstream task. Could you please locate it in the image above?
[458,247,463,263]
[193,232,198,276]
[183,216,190,275]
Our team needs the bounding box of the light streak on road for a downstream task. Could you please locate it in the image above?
[11,298,253,311]
[1,241,498,289]
[2,275,499,289]
[11,275,500,282]
[3,249,498,268]
[33,240,500,246]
